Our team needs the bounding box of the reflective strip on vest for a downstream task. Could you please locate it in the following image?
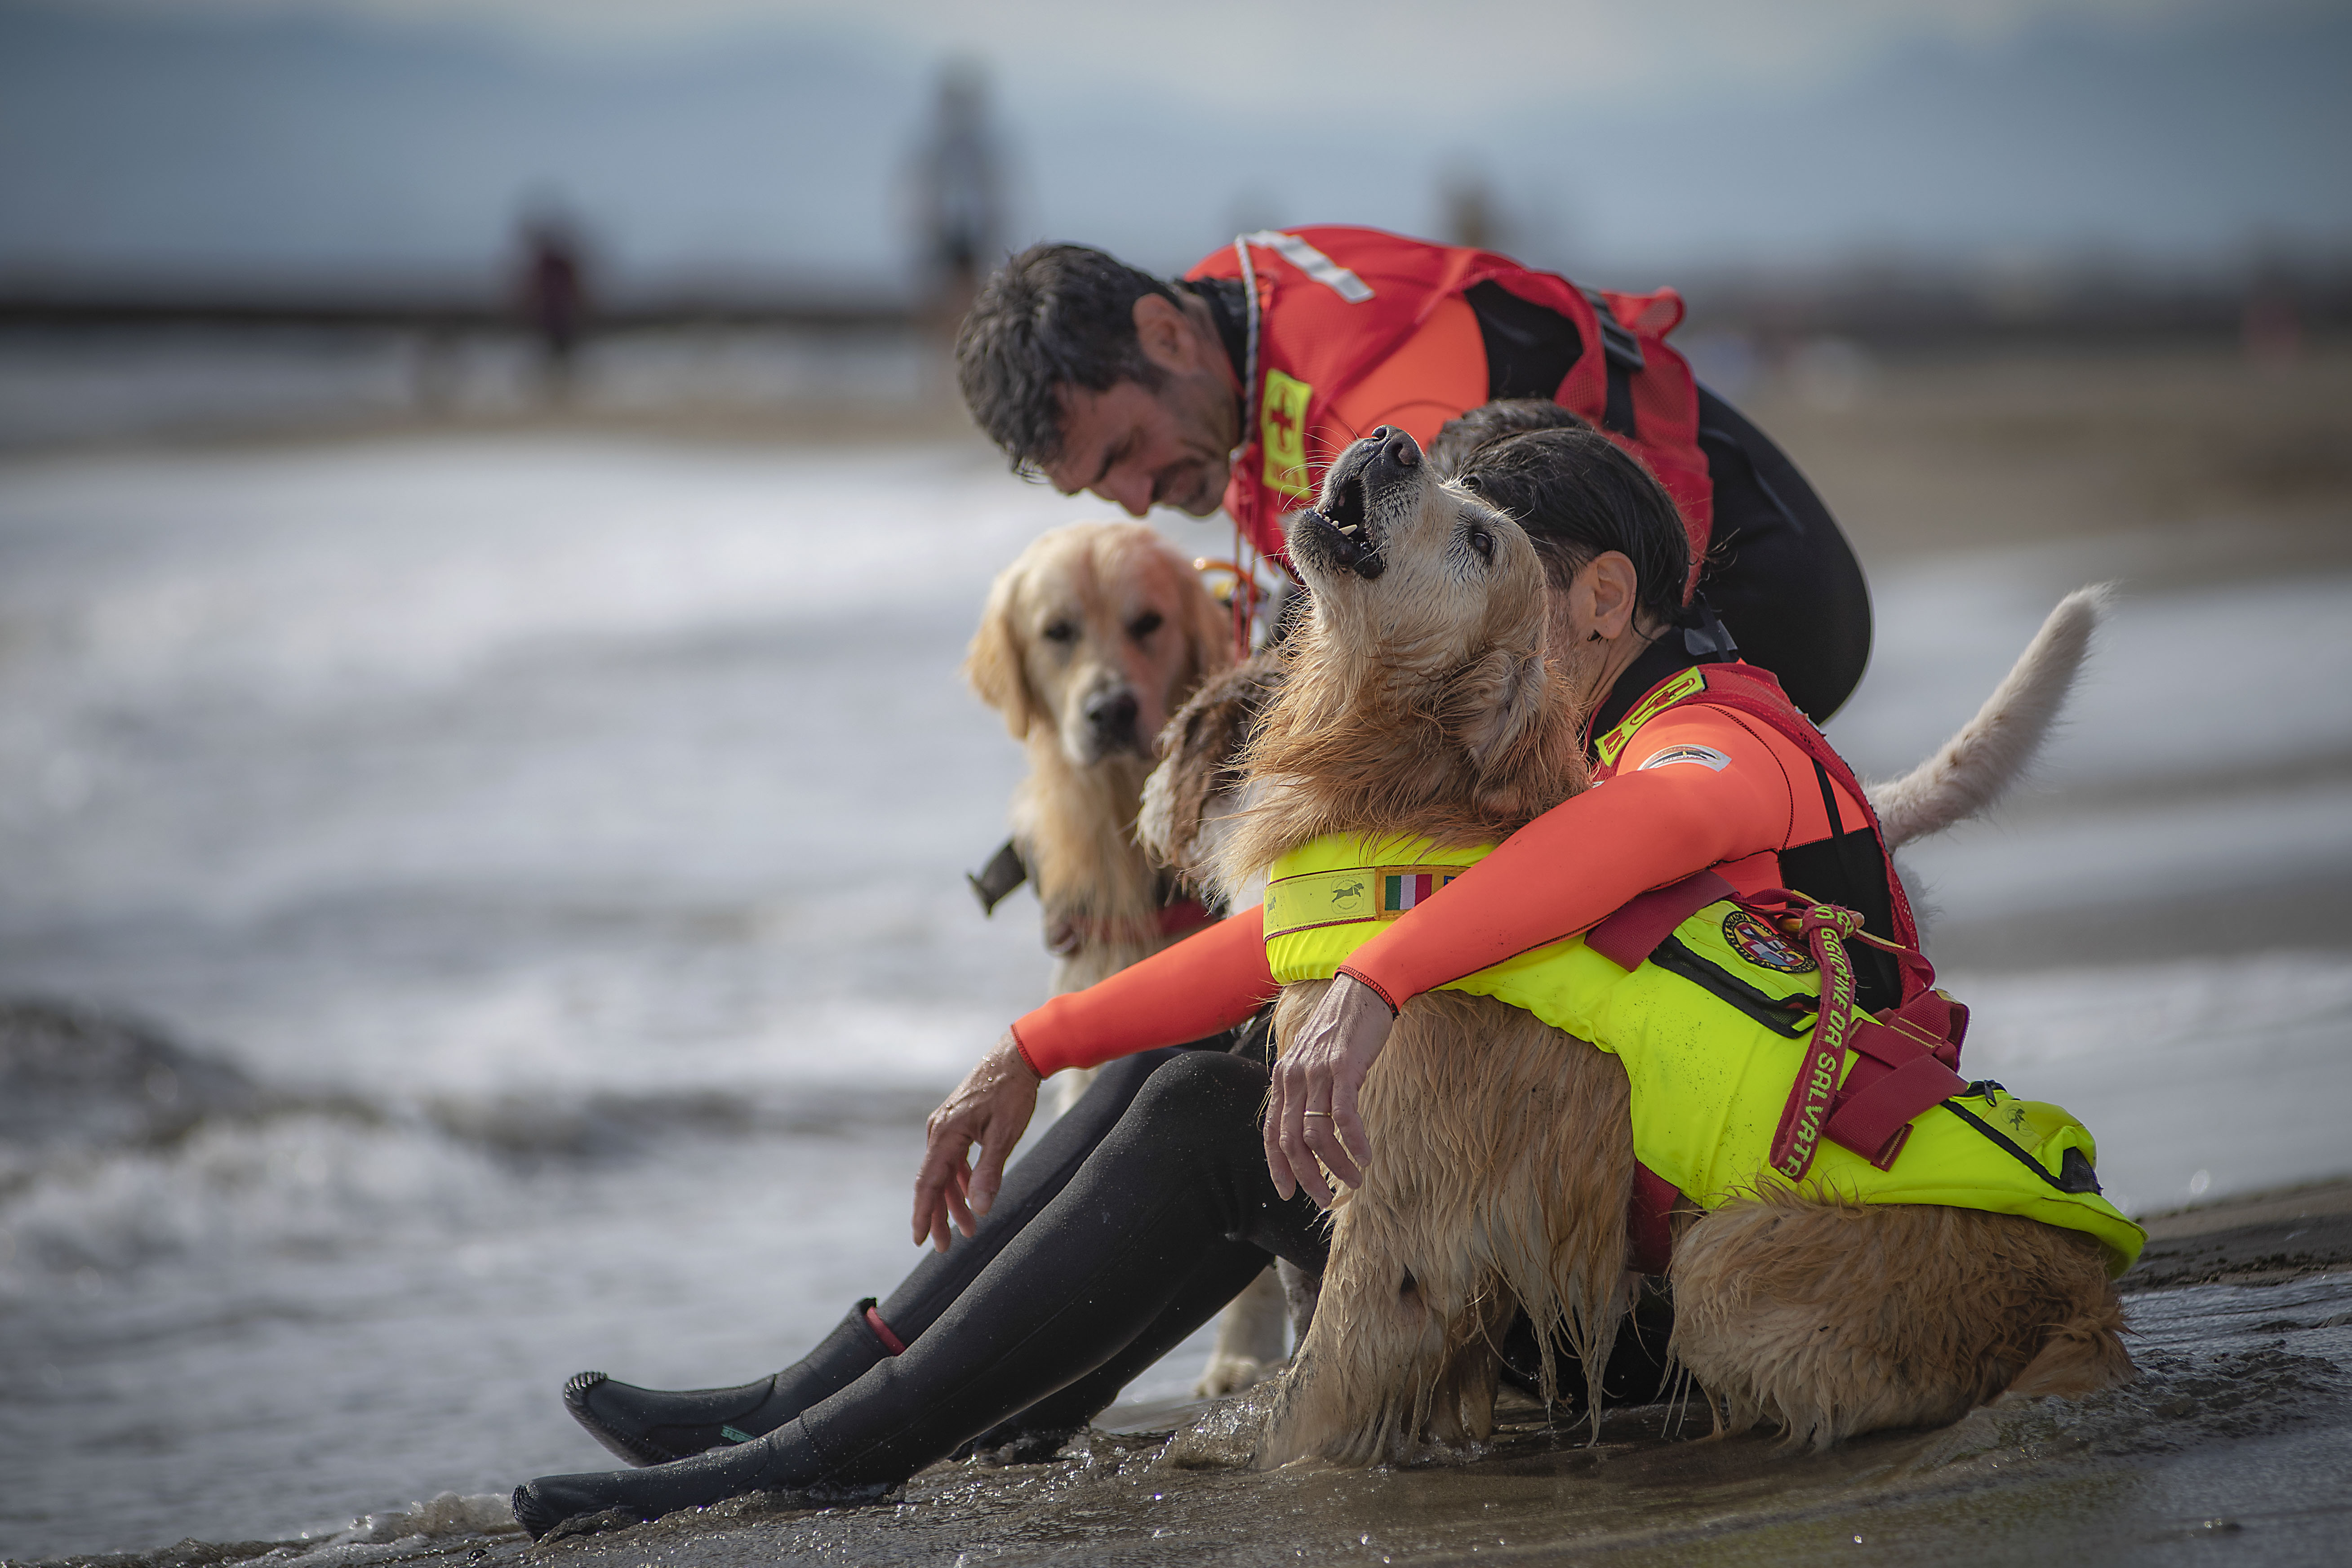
[1266,831,2147,1276]
[1242,230,1375,303]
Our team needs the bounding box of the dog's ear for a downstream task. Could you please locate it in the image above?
[1172,557,1241,702]
[1441,646,1549,773]
[963,565,1036,738]
[1139,659,1269,868]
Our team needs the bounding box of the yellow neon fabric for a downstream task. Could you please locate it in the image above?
[1266,833,2146,1275]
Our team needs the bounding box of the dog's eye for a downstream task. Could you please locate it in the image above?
[1128,610,1164,640]
[1466,526,1495,564]
[1042,620,1078,644]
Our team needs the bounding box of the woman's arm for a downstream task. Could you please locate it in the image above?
[1338,706,1794,1009]
[1269,705,1797,1204]
[1009,908,1277,1075]
[914,913,1275,1249]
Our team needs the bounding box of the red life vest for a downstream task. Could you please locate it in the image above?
[1590,657,1925,990]
[1185,227,1713,600]
[1583,658,1962,1272]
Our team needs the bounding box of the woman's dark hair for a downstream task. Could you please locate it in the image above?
[955,243,1182,474]
[1436,401,1691,628]
[1426,397,1592,476]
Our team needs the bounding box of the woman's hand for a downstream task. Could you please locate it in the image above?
[912,1032,1040,1252]
[1264,975,1395,1208]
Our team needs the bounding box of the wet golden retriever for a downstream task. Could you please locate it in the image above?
[1213,431,2133,1468]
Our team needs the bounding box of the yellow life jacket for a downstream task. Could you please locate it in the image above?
[1263,833,2146,1276]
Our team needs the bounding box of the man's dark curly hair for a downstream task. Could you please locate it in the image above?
[955,243,1182,474]
[1439,400,1691,626]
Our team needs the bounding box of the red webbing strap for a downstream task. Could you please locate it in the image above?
[1158,899,1218,938]
[1585,870,1737,971]
[1621,893,1970,1267]
[1627,1163,1681,1276]
[1753,894,1868,1182]
[1045,898,1219,958]
[1817,989,1972,1169]
[1822,1050,1966,1170]
[1733,887,1970,1180]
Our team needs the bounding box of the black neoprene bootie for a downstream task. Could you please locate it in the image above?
[512,1416,873,1541]
[563,1298,895,1466]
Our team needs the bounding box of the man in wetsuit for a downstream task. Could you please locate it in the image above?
[954,231,1871,721]
[514,412,1910,1535]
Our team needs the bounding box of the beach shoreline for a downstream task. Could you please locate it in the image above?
[24,1180,2347,1568]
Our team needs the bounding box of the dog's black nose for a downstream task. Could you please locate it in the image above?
[1085,688,1139,742]
[1367,426,1420,470]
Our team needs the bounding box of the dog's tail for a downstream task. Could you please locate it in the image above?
[1866,584,2111,850]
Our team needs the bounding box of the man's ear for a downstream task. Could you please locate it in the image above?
[1132,291,1200,374]
[963,567,1036,738]
[1442,645,1548,772]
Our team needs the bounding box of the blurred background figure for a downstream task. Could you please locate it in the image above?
[914,58,1005,329]
[1439,165,1503,253]
[515,209,591,401]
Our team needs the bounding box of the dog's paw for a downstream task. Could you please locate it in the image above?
[1194,1353,1271,1397]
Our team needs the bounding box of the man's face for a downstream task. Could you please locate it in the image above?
[1044,368,1237,520]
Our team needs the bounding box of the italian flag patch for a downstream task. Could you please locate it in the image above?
[1378,870,1458,916]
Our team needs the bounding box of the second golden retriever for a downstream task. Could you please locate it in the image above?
[965,520,1232,1004]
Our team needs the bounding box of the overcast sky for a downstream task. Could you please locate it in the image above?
[148,0,2246,107]
[2,0,2343,287]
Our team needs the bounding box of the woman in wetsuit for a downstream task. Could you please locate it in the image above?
[513,408,1905,1536]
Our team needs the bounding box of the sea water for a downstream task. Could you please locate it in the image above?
[0,435,2345,1558]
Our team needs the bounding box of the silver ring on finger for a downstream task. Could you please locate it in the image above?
[1303,1110,1334,1118]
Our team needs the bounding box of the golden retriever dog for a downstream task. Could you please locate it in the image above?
[965,520,1233,1011]
[965,521,1294,1396]
[1209,430,2133,1468]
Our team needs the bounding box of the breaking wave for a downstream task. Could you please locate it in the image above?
[0,998,937,1300]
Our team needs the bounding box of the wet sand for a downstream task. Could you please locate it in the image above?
[31,1183,2348,1568]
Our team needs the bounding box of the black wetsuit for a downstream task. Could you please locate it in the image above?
[526,1033,1674,1532]
[524,635,1718,1537]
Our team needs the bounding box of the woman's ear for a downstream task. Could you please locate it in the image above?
[1583,551,1641,642]
[963,567,1036,738]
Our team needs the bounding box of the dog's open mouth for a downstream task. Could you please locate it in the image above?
[1296,468,1386,581]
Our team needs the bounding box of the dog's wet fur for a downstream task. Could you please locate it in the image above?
[1216,428,2132,1469]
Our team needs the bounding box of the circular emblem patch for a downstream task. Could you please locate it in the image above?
[1722,909,1817,974]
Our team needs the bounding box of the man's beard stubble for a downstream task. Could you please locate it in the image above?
[1163,365,1242,516]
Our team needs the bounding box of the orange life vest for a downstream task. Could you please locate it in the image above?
[1185,227,1713,600]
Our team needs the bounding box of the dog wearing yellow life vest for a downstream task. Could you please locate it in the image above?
[1215,430,2137,1468]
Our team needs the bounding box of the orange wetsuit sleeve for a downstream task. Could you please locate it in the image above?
[1337,704,1813,1013]
[1010,908,1278,1076]
[1327,294,1487,450]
